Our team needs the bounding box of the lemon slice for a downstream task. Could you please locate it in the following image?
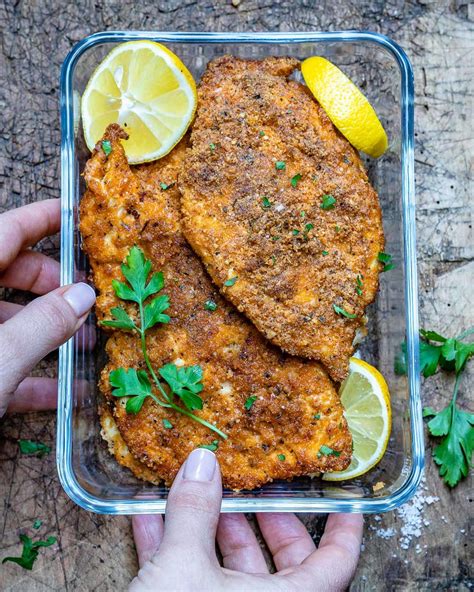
[301,56,388,158]
[323,357,391,481]
[81,41,197,163]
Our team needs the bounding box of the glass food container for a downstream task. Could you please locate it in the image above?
[59,31,421,514]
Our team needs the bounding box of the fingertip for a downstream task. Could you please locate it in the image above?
[62,282,96,317]
[132,514,164,568]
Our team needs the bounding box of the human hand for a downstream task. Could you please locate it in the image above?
[0,199,96,417]
[131,449,363,592]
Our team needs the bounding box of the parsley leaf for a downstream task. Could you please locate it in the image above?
[333,304,357,319]
[101,306,137,331]
[109,368,152,414]
[244,396,257,410]
[2,534,56,571]
[423,374,474,487]
[378,251,395,272]
[290,173,302,187]
[143,295,171,330]
[275,161,286,170]
[159,364,204,411]
[18,440,51,457]
[320,194,336,210]
[318,445,341,457]
[101,140,112,156]
[224,276,238,287]
[199,440,219,451]
[204,299,217,311]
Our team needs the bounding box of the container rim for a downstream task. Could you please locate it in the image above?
[59,30,422,514]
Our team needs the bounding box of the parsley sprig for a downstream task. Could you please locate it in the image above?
[102,246,227,440]
[2,534,56,570]
[395,327,474,487]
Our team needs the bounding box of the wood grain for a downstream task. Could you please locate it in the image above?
[1,1,472,590]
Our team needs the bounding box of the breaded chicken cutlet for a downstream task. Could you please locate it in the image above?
[80,124,352,490]
[180,56,385,383]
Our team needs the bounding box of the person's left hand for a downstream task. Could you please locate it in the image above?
[0,199,96,417]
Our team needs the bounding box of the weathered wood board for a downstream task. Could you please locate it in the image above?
[1,0,472,590]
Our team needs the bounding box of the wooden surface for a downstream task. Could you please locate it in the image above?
[1,1,473,590]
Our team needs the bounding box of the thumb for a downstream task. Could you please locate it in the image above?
[160,448,222,561]
[0,282,95,416]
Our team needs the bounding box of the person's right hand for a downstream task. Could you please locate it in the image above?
[131,449,363,592]
[0,199,96,417]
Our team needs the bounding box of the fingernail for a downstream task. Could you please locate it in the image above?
[183,449,216,482]
[63,283,96,317]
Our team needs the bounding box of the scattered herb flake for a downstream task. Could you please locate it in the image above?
[18,440,51,457]
[160,182,174,191]
[318,445,341,458]
[209,142,216,152]
[244,396,257,410]
[2,534,56,571]
[322,250,329,256]
[335,225,341,232]
[320,194,336,210]
[356,274,364,296]
[300,211,306,218]
[292,229,300,236]
[199,440,219,452]
[204,299,218,311]
[271,235,281,242]
[271,255,276,265]
[290,173,302,188]
[275,161,286,170]
[313,413,321,420]
[32,520,42,530]
[333,304,357,319]
[378,251,395,272]
[101,140,112,157]
[277,454,286,461]
[305,223,314,232]
[224,276,238,287]
[261,196,272,209]
[258,130,265,137]
[162,419,173,429]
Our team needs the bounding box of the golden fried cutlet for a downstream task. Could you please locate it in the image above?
[80,124,351,490]
[180,56,385,383]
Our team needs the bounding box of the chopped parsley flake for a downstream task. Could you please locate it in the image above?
[199,440,219,452]
[160,182,173,191]
[318,445,341,458]
[204,299,217,311]
[333,304,357,319]
[209,143,216,152]
[320,194,336,210]
[378,251,395,271]
[101,140,112,156]
[275,161,286,170]
[277,454,286,461]
[261,196,272,209]
[244,396,257,410]
[18,440,51,457]
[313,413,321,420]
[224,276,238,287]
[300,211,305,218]
[356,274,363,296]
[292,229,300,236]
[162,419,173,429]
[305,223,314,232]
[271,255,276,265]
[271,235,281,242]
[291,173,302,188]
[259,130,265,137]
[322,250,329,256]
[33,520,42,530]
[335,225,341,232]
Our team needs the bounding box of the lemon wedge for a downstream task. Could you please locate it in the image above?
[323,357,391,481]
[81,41,197,163]
[301,56,388,158]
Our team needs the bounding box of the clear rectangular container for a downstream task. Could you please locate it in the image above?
[58,31,422,514]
